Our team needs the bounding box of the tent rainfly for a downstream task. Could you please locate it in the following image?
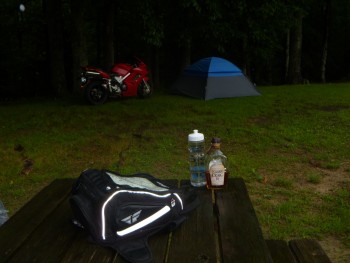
[171,57,260,100]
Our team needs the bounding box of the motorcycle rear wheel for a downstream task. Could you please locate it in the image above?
[138,80,152,98]
[85,82,108,105]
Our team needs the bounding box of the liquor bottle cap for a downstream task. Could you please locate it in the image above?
[211,137,221,143]
[188,129,204,142]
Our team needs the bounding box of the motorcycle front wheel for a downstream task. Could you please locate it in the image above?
[85,82,108,105]
[137,80,152,98]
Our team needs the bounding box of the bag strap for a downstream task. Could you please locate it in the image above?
[176,185,201,215]
[111,238,152,263]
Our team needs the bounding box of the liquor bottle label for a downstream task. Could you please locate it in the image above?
[209,163,225,186]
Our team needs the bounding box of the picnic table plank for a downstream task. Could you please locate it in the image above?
[61,231,117,263]
[110,228,170,263]
[6,190,78,263]
[166,180,218,263]
[0,178,74,262]
[289,239,332,263]
[143,230,170,263]
[3,177,315,263]
[266,239,297,263]
[215,178,273,263]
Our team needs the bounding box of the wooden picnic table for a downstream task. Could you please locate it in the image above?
[0,178,331,263]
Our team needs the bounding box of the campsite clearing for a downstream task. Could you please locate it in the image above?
[0,83,350,262]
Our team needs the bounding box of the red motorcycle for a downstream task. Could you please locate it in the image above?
[80,58,152,105]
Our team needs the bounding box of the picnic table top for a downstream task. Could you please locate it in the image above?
[0,177,331,263]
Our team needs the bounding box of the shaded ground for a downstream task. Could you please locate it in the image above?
[306,163,350,195]
[310,163,350,263]
[320,236,350,263]
[11,143,350,262]
[253,160,350,263]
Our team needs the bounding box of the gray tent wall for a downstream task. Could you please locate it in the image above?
[205,75,260,100]
[171,75,206,99]
[171,57,260,100]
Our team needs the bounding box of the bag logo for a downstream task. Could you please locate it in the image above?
[121,210,142,224]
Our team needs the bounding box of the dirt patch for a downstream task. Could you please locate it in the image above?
[319,236,350,263]
[261,154,350,195]
[303,104,350,112]
[305,163,350,195]
[14,144,34,176]
[311,165,350,263]
[318,105,350,112]
[252,159,350,261]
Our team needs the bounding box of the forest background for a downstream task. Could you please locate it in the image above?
[0,0,349,98]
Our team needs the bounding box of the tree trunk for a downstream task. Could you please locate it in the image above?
[241,36,250,76]
[180,44,192,72]
[99,0,115,69]
[287,12,303,84]
[285,29,290,82]
[321,0,331,83]
[44,0,67,96]
[152,47,160,90]
[70,0,88,94]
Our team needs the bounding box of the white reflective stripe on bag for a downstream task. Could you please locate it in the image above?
[100,190,173,240]
[117,206,171,236]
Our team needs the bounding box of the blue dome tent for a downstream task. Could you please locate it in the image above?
[171,57,260,100]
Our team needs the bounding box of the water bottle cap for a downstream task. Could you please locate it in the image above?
[188,129,204,142]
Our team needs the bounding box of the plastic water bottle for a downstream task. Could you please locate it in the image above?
[188,129,206,187]
[0,201,9,226]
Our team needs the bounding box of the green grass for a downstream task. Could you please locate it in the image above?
[307,172,322,184]
[1,83,350,247]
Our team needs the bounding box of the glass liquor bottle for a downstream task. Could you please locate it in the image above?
[205,138,228,189]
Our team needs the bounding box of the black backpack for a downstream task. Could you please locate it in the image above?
[70,169,200,263]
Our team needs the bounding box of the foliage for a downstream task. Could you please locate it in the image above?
[0,0,350,96]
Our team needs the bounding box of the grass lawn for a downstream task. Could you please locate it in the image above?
[1,83,350,261]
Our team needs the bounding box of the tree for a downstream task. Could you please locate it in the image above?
[165,0,227,73]
[98,0,115,69]
[70,0,88,93]
[215,0,289,83]
[286,10,304,84]
[320,0,331,83]
[1,0,350,98]
[325,0,350,81]
[171,1,199,71]
[138,0,166,89]
[43,0,67,96]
